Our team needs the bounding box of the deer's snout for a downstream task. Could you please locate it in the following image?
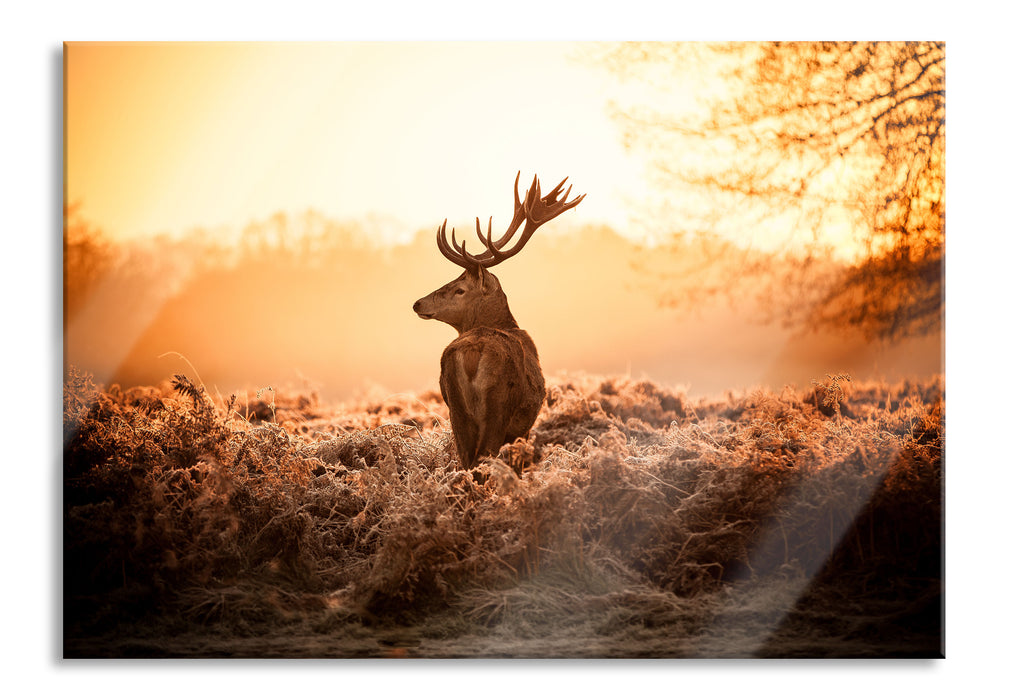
[414,298,434,320]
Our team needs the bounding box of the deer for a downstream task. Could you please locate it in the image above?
[413,171,585,478]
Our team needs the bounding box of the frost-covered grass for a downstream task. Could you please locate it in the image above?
[63,369,943,657]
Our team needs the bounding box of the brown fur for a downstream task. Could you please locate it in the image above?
[415,269,545,473]
[413,172,583,476]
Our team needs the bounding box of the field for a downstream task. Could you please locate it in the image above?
[63,369,943,658]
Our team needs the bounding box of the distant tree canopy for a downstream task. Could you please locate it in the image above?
[64,204,115,325]
[598,42,944,340]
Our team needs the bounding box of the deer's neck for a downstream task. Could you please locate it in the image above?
[454,295,519,333]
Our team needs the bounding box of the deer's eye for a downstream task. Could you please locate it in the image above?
[454,288,465,296]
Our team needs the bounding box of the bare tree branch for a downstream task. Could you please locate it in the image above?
[595,41,944,340]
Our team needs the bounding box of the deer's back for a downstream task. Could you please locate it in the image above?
[440,327,545,437]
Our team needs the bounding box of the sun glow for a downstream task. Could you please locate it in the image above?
[64,42,942,402]
[65,42,649,245]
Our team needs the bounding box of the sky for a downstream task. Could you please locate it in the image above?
[65,42,652,245]
[62,40,945,402]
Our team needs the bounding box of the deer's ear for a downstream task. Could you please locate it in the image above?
[475,265,487,292]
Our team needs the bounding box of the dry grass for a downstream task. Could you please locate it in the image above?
[63,369,943,657]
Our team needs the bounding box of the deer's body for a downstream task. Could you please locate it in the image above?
[414,172,583,475]
[440,326,545,468]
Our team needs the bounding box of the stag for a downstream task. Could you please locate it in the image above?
[413,172,585,476]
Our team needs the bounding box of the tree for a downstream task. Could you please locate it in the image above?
[64,204,115,326]
[597,42,944,340]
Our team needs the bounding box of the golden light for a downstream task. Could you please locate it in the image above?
[64,42,941,401]
[65,42,648,244]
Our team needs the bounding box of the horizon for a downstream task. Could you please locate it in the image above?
[65,214,943,402]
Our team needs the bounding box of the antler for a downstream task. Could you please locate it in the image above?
[437,171,585,270]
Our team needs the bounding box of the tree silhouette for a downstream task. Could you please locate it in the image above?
[598,42,944,339]
[64,204,115,326]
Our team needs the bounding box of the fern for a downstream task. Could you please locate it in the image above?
[812,373,852,417]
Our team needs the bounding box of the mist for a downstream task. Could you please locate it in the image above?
[64,218,942,402]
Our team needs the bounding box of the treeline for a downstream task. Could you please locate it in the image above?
[64,206,941,402]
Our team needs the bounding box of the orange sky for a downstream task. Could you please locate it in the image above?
[65,42,654,245]
[64,42,882,260]
[63,41,942,400]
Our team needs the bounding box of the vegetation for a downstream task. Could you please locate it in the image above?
[64,368,943,657]
[597,42,945,340]
[63,204,114,324]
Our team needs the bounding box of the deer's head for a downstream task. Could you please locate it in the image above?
[413,172,585,334]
